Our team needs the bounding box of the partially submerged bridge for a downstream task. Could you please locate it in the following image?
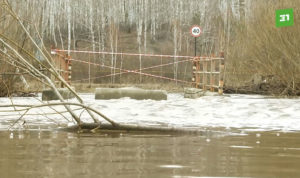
[44,49,225,100]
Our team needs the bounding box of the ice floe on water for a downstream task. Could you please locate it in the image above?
[0,93,300,132]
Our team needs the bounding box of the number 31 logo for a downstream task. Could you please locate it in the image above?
[280,14,290,22]
[276,8,294,27]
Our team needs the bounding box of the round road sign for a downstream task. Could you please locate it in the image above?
[190,25,202,37]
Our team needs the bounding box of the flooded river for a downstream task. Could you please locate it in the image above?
[0,93,300,177]
[1,130,300,177]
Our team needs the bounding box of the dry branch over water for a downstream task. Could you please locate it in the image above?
[0,1,105,130]
[0,102,207,134]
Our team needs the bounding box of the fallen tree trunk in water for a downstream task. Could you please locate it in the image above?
[0,103,206,134]
[61,122,205,134]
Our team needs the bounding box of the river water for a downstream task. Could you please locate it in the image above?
[0,93,300,177]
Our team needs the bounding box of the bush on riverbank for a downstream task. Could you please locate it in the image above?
[0,62,15,97]
[225,0,300,95]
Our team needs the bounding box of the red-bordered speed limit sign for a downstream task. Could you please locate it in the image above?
[190,25,202,37]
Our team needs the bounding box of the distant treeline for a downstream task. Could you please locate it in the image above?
[1,0,299,95]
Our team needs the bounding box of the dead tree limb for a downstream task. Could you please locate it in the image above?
[0,38,83,124]
[0,103,206,134]
[0,103,118,126]
[1,1,98,123]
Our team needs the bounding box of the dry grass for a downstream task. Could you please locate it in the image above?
[0,62,16,96]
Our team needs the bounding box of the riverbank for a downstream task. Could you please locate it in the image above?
[1,78,300,98]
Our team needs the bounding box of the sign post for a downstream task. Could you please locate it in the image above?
[190,25,202,56]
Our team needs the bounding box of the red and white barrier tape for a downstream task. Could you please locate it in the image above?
[70,58,193,84]
[71,58,194,82]
[52,49,224,60]
[51,49,224,84]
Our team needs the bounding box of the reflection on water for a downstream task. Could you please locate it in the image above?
[1,130,300,177]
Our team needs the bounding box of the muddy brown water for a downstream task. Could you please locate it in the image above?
[1,129,300,178]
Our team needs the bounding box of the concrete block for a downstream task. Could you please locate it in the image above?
[95,87,167,100]
[184,88,219,99]
[42,88,75,101]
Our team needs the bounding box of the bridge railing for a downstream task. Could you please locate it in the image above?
[192,52,225,94]
[50,49,225,94]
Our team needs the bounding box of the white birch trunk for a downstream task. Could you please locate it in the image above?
[137,21,143,83]
[57,22,64,50]
[136,1,143,83]
[173,1,179,83]
[173,25,178,83]
[101,7,106,65]
[144,0,147,53]
[110,24,114,84]
[89,2,96,58]
[49,1,57,47]
[66,0,71,55]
